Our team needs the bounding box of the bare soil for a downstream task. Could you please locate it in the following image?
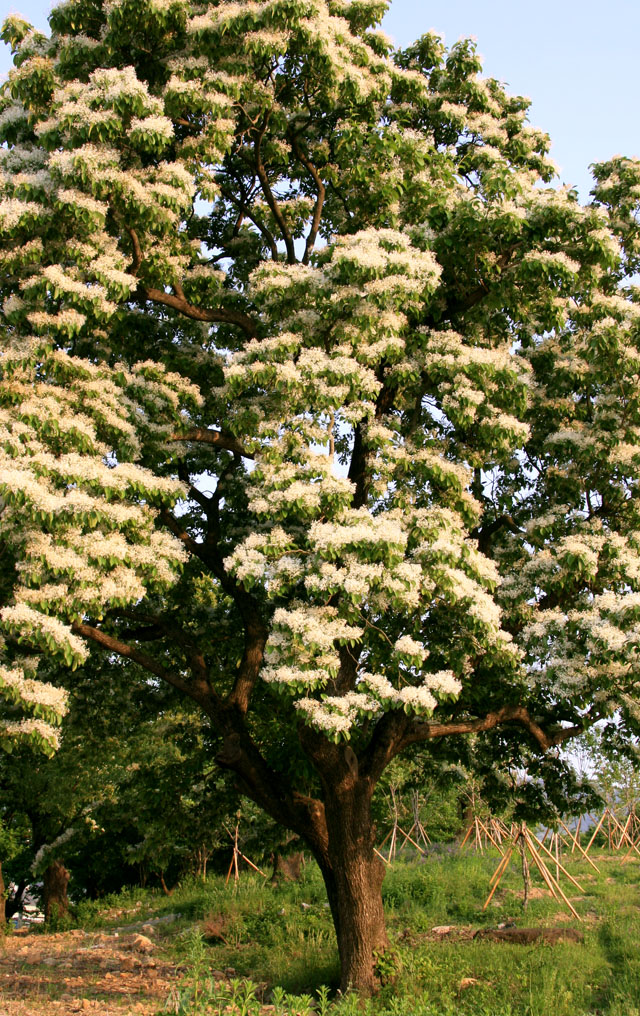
[0,927,177,1015]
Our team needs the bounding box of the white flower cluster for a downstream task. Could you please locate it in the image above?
[0,665,68,717]
[0,346,192,751]
[309,508,407,558]
[295,691,381,738]
[0,718,61,752]
[261,605,363,692]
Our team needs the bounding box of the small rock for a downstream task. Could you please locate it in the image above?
[432,925,453,935]
[132,934,154,953]
[224,967,236,976]
[141,923,155,936]
[459,977,481,991]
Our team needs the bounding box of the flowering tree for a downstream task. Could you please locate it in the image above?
[2,0,640,992]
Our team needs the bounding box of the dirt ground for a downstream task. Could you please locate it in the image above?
[0,926,178,1015]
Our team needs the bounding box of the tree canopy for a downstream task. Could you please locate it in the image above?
[2,0,640,992]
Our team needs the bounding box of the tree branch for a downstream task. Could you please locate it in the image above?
[289,132,326,265]
[167,428,252,459]
[125,225,143,276]
[219,182,280,261]
[141,285,258,337]
[159,507,268,715]
[124,225,258,336]
[71,622,219,713]
[400,704,583,753]
[254,116,296,264]
[470,514,523,555]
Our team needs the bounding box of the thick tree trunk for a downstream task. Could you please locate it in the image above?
[314,781,389,996]
[43,860,70,924]
[320,849,388,995]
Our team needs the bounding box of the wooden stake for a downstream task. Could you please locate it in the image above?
[530,832,585,892]
[524,832,581,921]
[571,816,582,854]
[609,812,640,859]
[459,823,474,849]
[585,810,608,853]
[477,818,505,855]
[483,845,515,909]
[558,818,600,873]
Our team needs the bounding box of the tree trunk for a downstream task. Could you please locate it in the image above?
[314,780,389,996]
[0,862,5,927]
[43,860,70,924]
[271,850,303,883]
[5,879,27,922]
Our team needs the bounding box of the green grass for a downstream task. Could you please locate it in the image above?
[72,848,640,1014]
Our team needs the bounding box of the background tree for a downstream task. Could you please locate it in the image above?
[2,0,640,993]
[0,650,248,919]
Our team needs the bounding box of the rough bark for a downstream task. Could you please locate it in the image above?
[313,778,389,996]
[319,847,388,996]
[270,850,303,883]
[43,860,70,924]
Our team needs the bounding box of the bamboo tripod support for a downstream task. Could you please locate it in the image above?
[460,815,508,855]
[224,824,267,885]
[377,787,429,863]
[482,823,584,921]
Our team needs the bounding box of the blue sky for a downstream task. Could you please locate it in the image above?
[2,0,638,201]
[382,0,639,201]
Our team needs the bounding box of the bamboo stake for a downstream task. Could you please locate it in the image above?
[377,828,393,848]
[530,833,585,892]
[571,816,582,854]
[225,855,235,886]
[477,818,505,854]
[389,823,397,861]
[475,817,483,854]
[585,810,608,853]
[483,845,515,909]
[238,852,266,878]
[524,832,581,921]
[459,823,474,849]
[609,811,640,858]
[396,827,427,856]
[558,818,600,873]
[617,812,633,851]
[490,843,515,885]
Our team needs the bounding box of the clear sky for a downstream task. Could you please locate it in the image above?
[382,0,639,201]
[1,0,638,201]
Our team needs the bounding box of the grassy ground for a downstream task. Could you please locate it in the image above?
[12,846,640,1015]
